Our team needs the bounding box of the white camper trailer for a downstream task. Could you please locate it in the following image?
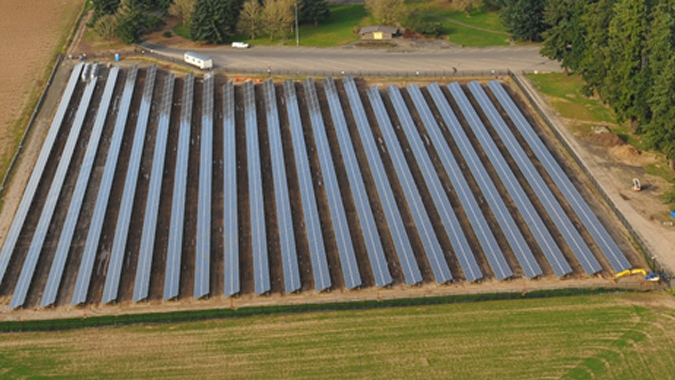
[184,51,213,70]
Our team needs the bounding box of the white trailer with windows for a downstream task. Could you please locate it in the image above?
[184,51,213,70]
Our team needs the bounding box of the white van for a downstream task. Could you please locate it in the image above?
[184,51,213,70]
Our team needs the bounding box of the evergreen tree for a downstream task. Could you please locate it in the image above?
[300,0,330,26]
[578,0,615,97]
[541,0,588,74]
[92,0,121,24]
[644,0,675,164]
[190,0,229,43]
[500,0,549,41]
[116,0,148,44]
[605,0,651,128]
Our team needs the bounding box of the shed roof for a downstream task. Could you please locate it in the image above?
[359,26,399,35]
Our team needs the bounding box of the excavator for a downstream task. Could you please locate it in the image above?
[614,268,659,282]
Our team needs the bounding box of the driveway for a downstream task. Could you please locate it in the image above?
[140,43,561,74]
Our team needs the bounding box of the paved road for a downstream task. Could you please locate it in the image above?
[141,43,561,75]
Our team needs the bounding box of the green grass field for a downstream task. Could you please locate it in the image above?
[2,292,675,379]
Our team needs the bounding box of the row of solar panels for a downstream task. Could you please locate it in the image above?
[0,66,630,309]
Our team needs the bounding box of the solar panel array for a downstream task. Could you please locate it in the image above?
[488,81,631,273]
[323,77,392,288]
[283,79,332,291]
[0,62,83,288]
[244,80,271,295]
[465,81,572,277]
[1,65,636,309]
[134,73,175,303]
[303,78,362,289]
[102,65,157,304]
[222,81,239,297]
[72,65,139,306]
[164,73,195,300]
[10,76,98,309]
[472,82,602,274]
[367,86,454,284]
[404,85,493,282]
[195,73,214,299]
[263,79,301,293]
[41,67,120,308]
[430,83,541,279]
[343,77,421,285]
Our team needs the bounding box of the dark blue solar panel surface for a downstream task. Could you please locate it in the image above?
[466,82,601,274]
[134,73,175,302]
[41,67,120,308]
[404,85,494,281]
[464,81,572,276]
[102,65,157,304]
[303,79,361,290]
[164,73,194,301]
[389,85,491,282]
[367,86,454,284]
[324,78,392,288]
[283,79,331,291]
[0,63,83,288]
[195,73,214,299]
[10,76,97,309]
[72,66,139,305]
[426,84,541,279]
[223,81,239,297]
[488,80,630,273]
[343,77,421,285]
[244,80,270,295]
[263,80,301,293]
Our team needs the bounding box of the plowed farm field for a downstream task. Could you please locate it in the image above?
[0,0,83,191]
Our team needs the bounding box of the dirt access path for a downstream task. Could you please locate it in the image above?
[515,73,675,274]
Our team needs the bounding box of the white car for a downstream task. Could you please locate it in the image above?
[232,42,249,49]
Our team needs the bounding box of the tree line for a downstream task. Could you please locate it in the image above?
[92,0,330,45]
[500,0,675,165]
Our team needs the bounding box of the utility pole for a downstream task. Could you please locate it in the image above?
[295,0,300,46]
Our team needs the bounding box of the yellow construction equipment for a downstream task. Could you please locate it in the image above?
[614,268,659,282]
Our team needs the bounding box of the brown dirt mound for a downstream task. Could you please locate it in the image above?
[587,130,626,147]
[610,144,641,160]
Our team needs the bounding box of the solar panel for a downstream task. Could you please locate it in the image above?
[164,72,195,301]
[223,81,239,297]
[324,78,392,288]
[41,67,120,308]
[303,78,361,290]
[343,77,421,285]
[195,72,214,299]
[72,65,139,306]
[403,84,512,280]
[488,80,630,273]
[10,75,97,309]
[465,81,572,276]
[101,65,157,304]
[283,79,331,291]
[0,62,83,288]
[390,85,491,282]
[466,82,600,274]
[367,86,455,284]
[263,79,301,293]
[244,80,270,295]
[425,83,542,279]
[133,73,175,302]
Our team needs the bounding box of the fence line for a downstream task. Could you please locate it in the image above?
[0,54,64,202]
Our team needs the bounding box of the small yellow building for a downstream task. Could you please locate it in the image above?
[359,26,400,40]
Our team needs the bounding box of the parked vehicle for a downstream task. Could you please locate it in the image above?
[232,42,250,49]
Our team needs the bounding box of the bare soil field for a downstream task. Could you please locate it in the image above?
[0,0,83,189]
